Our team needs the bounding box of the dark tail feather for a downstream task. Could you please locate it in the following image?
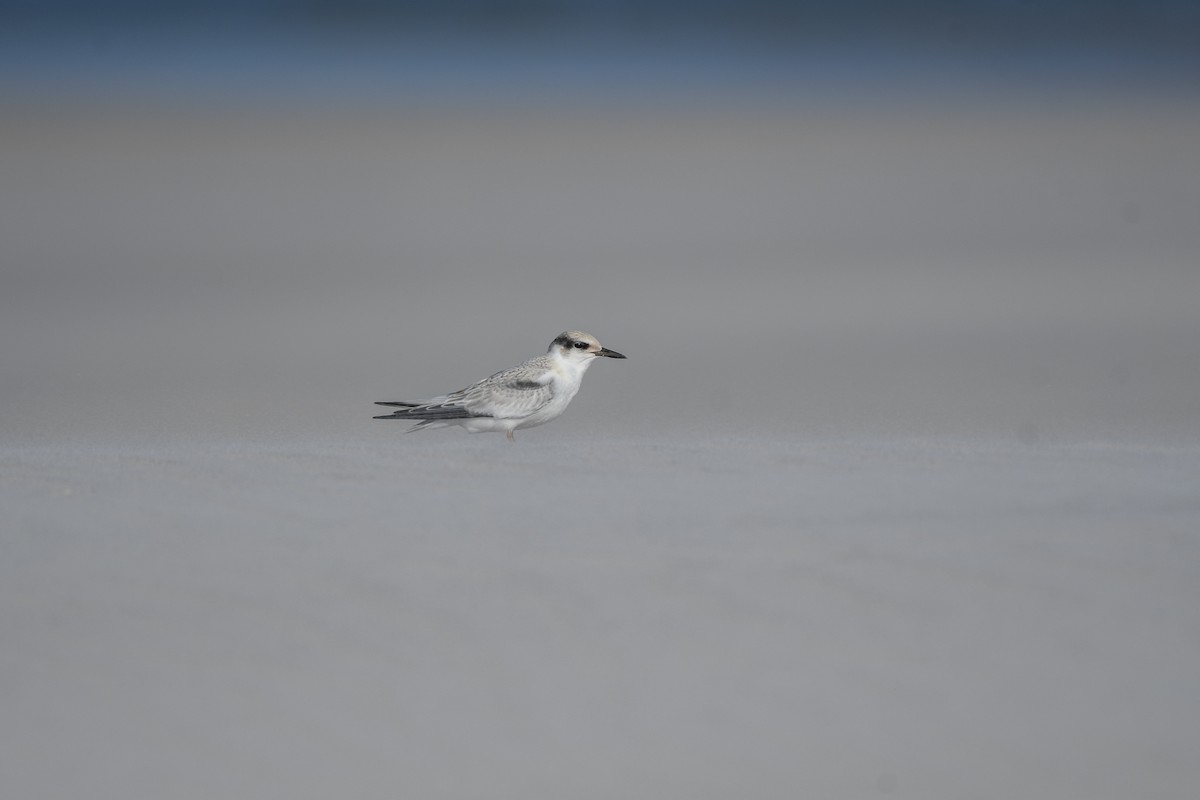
[373,401,476,421]
[375,401,417,420]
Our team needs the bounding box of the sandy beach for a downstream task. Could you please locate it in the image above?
[3,52,1200,798]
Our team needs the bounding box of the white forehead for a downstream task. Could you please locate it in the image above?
[553,331,601,349]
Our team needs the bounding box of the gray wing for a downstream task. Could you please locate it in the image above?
[374,358,553,421]
[458,362,554,419]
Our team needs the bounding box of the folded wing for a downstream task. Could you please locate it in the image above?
[374,362,554,421]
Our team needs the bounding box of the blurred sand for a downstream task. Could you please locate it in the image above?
[3,85,1200,798]
[3,435,1199,799]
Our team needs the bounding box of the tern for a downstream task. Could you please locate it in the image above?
[374,330,626,440]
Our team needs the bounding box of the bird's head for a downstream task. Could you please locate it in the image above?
[550,331,626,364]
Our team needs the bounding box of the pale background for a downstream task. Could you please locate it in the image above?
[3,3,1200,798]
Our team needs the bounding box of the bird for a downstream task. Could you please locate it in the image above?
[374,330,626,440]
